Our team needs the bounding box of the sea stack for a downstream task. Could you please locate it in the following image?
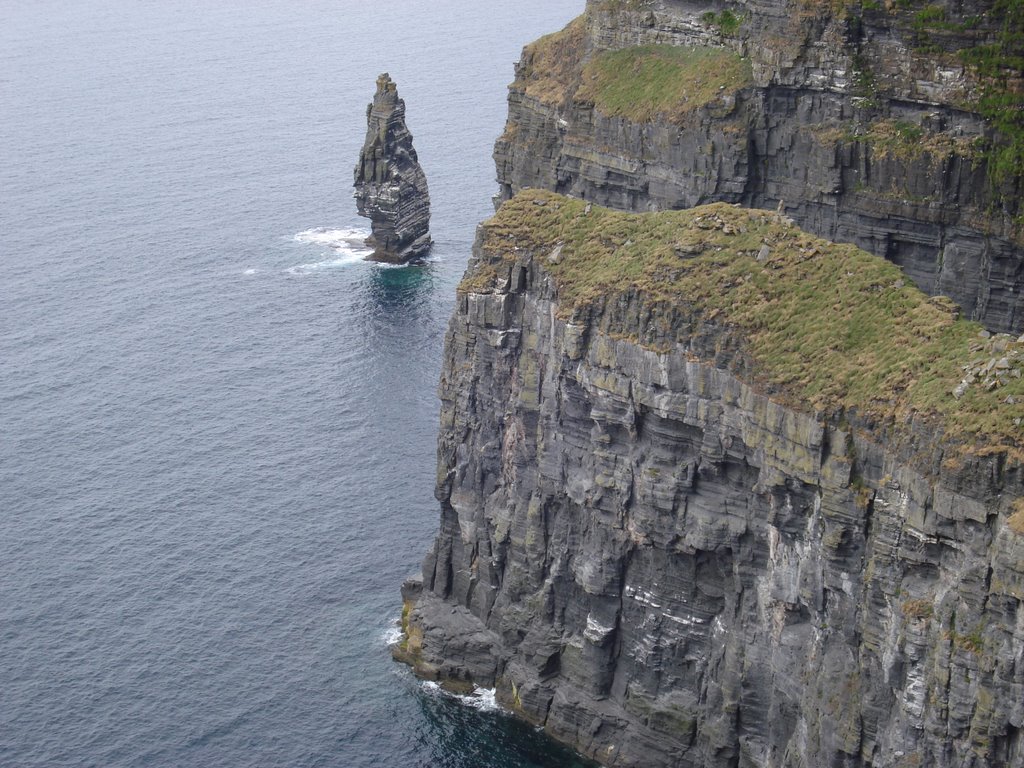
[353,73,431,263]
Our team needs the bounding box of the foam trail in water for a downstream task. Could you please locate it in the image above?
[421,681,503,712]
[289,226,373,273]
[381,623,403,647]
[294,227,369,248]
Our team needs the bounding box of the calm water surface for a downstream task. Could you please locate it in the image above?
[0,2,593,765]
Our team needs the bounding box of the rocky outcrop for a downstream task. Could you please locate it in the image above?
[354,73,431,263]
[396,191,1024,767]
[492,0,1023,332]
[389,1,1024,763]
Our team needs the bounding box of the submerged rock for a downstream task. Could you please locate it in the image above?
[354,73,430,263]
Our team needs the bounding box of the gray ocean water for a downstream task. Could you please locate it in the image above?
[0,2,592,765]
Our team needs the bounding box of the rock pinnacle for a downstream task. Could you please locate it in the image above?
[353,73,431,263]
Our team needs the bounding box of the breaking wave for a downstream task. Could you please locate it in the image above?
[288,226,373,273]
[381,623,404,647]
[421,681,502,712]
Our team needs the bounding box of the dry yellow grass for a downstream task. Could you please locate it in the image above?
[517,16,586,105]
[1010,499,1024,534]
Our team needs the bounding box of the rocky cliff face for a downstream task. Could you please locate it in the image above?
[493,0,1023,332]
[354,73,431,263]
[397,191,1024,767]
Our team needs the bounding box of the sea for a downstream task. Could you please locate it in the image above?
[0,2,594,766]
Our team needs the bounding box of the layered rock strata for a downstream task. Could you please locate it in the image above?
[354,73,431,263]
[493,0,1023,332]
[396,191,1024,767]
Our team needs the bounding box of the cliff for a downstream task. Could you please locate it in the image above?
[354,73,431,263]
[397,191,1024,767]
[493,0,1023,332]
[392,1,1024,764]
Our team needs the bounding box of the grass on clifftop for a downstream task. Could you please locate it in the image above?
[577,46,752,122]
[467,190,1024,455]
[518,16,587,105]
[517,15,751,123]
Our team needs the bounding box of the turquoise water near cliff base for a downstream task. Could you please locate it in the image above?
[0,2,595,766]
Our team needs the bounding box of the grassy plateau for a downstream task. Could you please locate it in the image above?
[517,15,752,123]
[466,190,1024,456]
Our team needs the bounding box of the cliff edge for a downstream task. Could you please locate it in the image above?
[494,0,1023,332]
[393,1,1024,764]
[397,191,1024,767]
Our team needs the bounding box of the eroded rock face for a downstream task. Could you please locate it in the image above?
[397,216,1024,767]
[354,73,430,263]
[392,2,1024,762]
[493,0,1023,332]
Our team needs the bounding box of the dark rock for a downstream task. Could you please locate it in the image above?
[394,1,1024,764]
[492,1,1024,332]
[398,218,1024,767]
[354,73,430,263]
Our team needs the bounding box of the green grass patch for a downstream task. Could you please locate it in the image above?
[701,9,743,35]
[856,118,981,162]
[465,190,1024,455]
[514,13,752,124]
[913,4,947,27]
[576,46,753,123]
[895,0,1024,190]
[950,624,986,654]
[956,0,1024,192]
